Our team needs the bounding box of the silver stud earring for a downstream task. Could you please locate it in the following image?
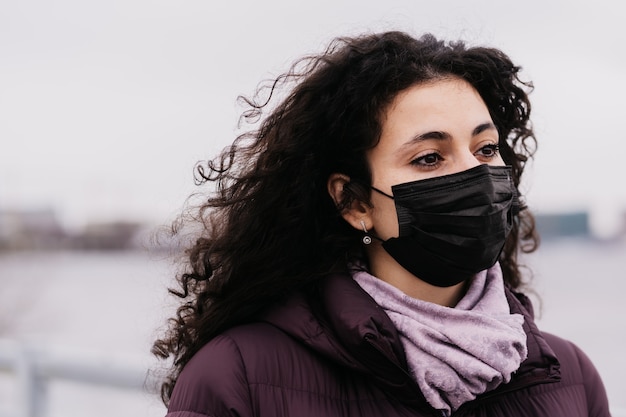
[360,220,372,245]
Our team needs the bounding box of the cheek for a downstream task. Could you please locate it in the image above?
[370,195,400,239]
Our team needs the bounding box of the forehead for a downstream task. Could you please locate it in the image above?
[382,78,490,124]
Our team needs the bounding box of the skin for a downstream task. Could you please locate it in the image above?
[328,77,505,307]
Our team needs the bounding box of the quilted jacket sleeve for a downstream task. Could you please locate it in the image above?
[572,342,611,417]
[166,334,254,417]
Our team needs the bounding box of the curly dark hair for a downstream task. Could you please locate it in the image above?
[152,31,538,404]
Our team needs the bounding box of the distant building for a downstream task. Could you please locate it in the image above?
[0,209,145,251]
[71,221,143,250]
[0,208,67,250]
[534,211,590,240]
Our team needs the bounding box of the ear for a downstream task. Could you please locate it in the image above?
[327,173,373,231]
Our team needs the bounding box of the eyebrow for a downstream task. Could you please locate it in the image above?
[472,122,497,136]
[397,122,497,152]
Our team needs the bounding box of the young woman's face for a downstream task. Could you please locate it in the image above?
[366,78,505,240]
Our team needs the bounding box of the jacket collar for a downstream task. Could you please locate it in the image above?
[262,272,560,409]
[499,289,561,388]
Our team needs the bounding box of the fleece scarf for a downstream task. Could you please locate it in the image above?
[352,263,527,416]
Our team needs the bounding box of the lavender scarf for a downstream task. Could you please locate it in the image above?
[352,264,527,416]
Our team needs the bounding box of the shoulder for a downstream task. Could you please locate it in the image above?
[166,328,258,417]
[541,332,610,417]
[541,332,599,381]
[166,322,316,417]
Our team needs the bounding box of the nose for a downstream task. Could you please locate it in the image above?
[452,149,482,174]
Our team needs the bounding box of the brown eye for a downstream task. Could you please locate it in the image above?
[477,144,500,158]
[411,152,443,167]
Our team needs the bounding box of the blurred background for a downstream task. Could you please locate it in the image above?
[1,0,625,416]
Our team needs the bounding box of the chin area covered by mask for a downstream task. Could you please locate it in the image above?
[372,164,519,288]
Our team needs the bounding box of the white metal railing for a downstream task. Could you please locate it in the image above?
[0,339,161,417]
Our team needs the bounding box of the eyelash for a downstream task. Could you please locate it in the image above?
[410,144,500,168]
[477,144,500,158]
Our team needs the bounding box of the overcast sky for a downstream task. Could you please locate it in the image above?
[1,0,624,231]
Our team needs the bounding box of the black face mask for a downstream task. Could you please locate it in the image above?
[371,164,519,287]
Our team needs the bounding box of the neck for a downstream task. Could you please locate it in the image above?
[366,244,467,307]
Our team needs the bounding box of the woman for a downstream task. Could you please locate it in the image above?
[153,31,611,416]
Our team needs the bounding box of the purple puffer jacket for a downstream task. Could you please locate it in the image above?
[166,273,611,417]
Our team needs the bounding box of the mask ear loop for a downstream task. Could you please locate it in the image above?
[360,220,372,245]
[370,186,394,199]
